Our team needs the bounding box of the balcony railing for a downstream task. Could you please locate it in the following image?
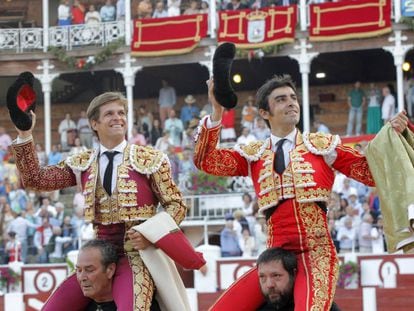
[0,21,125,53]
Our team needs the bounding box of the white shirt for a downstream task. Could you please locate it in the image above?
[99,140,127,195]
[381,94,395,121]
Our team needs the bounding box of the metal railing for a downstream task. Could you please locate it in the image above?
[0,21,125,53]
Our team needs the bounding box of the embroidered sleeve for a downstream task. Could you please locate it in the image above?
[150,158,187,225]
[193,119,249,177]
[11,140,76,191]
[333,144,375,186]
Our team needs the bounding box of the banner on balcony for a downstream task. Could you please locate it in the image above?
[131,14,207,56]
[217,6,297,49]
[309,0,391,41]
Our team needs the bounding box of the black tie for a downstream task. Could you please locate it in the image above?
[103,151,119,196]
[274,139,286,174]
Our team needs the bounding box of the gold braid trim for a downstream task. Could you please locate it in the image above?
[150,159,187,225]
[302,132,340,156]
[297,202,338,311]
[65,149,98,171]
[127,252,154,311]
[130,144,167,175]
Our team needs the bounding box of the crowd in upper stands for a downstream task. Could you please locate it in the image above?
[55,0,309,27]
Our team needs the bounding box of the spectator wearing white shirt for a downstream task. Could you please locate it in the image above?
[100,0,116,22]
[236,127,257,145]
[381,85,396,124]
[58,0,71,26]
[337,217,356,253]
[358,213,374,253]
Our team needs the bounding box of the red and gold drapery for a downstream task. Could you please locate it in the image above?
[131,14,208,56]
[309,0,391,41]
[217,6,297,49]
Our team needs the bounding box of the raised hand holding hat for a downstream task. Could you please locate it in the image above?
[212,42,238,109]
[7,72,37,131]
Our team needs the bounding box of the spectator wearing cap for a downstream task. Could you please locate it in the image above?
[220,213,242,257]
[180,95,200,128]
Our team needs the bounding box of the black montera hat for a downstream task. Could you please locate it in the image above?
[213,42,238,109]
[7,72,36,131]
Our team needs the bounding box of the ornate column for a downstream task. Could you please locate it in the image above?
[289,38,319,132]
[125,0,132,46]
[299,0,307,32]
[115,53,142,139]
[209,0,217,38]
[383,30,413,112]
[35,60,59,155]
[42,0,49,52]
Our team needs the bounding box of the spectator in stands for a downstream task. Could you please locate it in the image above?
[0,127,12,162]
[70,137,88,156]
[346,81,366,136]
[76,240,118,311]
[237,127,257,145]
[313,118,330,133]
[58,113,77,151]
[366,83,382,134]
[371,215,386,253]
[167,0,181,17]
[347,188,362,216]
[137,0,153,18]
[35,143,48,167]
[155,130,173,152]
[71,206,85,249]
[8,182,28,213]
[252,117,271,140]
[164,110,184,146]
[181,118,199,149]
[58,0,72,26]
[128,126,147,146]
[240,228,255,257]
[137,105,154,135]
[183,0,200,14]
[180,95,200,128]
[85,4,102,24]
[337,205,361,230]
[48,144,63,166]
[226,0,249,10]
[199,0,209,13]
[77,110,93,149]
[116,0,126,20]
[150,119,163,146]
[25,203,39,262]
[241,95,258,130]
[358,213,374,253]
[153,1,168,18]
[158,79,177,127]
[381,84,396,124]
[5,231,21,262]
[100,0,116,22]
[336,217,356,253]
[34,216,54,263]
[178,148,197,180]
[48,226,73,263]
[7,209,38,263]
[221,108,236,142]
[254,215,267,255]
[220,213,242,257]
[250,0,269,9]
[36,197,57,219]
[72,0,86,24]
[51,202,65,226]
[61,215,76,255]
